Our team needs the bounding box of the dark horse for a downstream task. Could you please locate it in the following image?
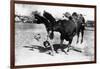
[34,11,85,54]
[44,12,85,52]
[42,11,76,53]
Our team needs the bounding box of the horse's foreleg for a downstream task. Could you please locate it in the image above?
[50,42,55,56]
[46,34,49,40]
[46,30,49,40]
[46,31,55,56]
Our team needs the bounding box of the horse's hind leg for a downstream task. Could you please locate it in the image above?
[67,38,73,52]
[76,32,80,43]
[81,27,84,43]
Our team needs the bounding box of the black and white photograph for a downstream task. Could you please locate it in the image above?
[12,1,96,67]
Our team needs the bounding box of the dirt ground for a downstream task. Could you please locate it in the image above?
[15,23,95,65]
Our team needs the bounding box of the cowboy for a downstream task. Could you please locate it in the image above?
[43,40,53,55]
[79,14,86,29]
[72,12,79,22]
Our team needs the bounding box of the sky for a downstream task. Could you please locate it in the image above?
[15,3,95,21]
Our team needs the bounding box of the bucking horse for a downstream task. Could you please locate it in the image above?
[34,11,85,55]
[43,11,85,53]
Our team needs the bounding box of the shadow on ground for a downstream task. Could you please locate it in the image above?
[23,44,82,54]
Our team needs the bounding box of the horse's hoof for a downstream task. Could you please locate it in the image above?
[65,53,68,55]
[50,52,54,56]
[67,49,69,52]
[56,52,59,54]
[76,41,79,44]
[47,52,53,56]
